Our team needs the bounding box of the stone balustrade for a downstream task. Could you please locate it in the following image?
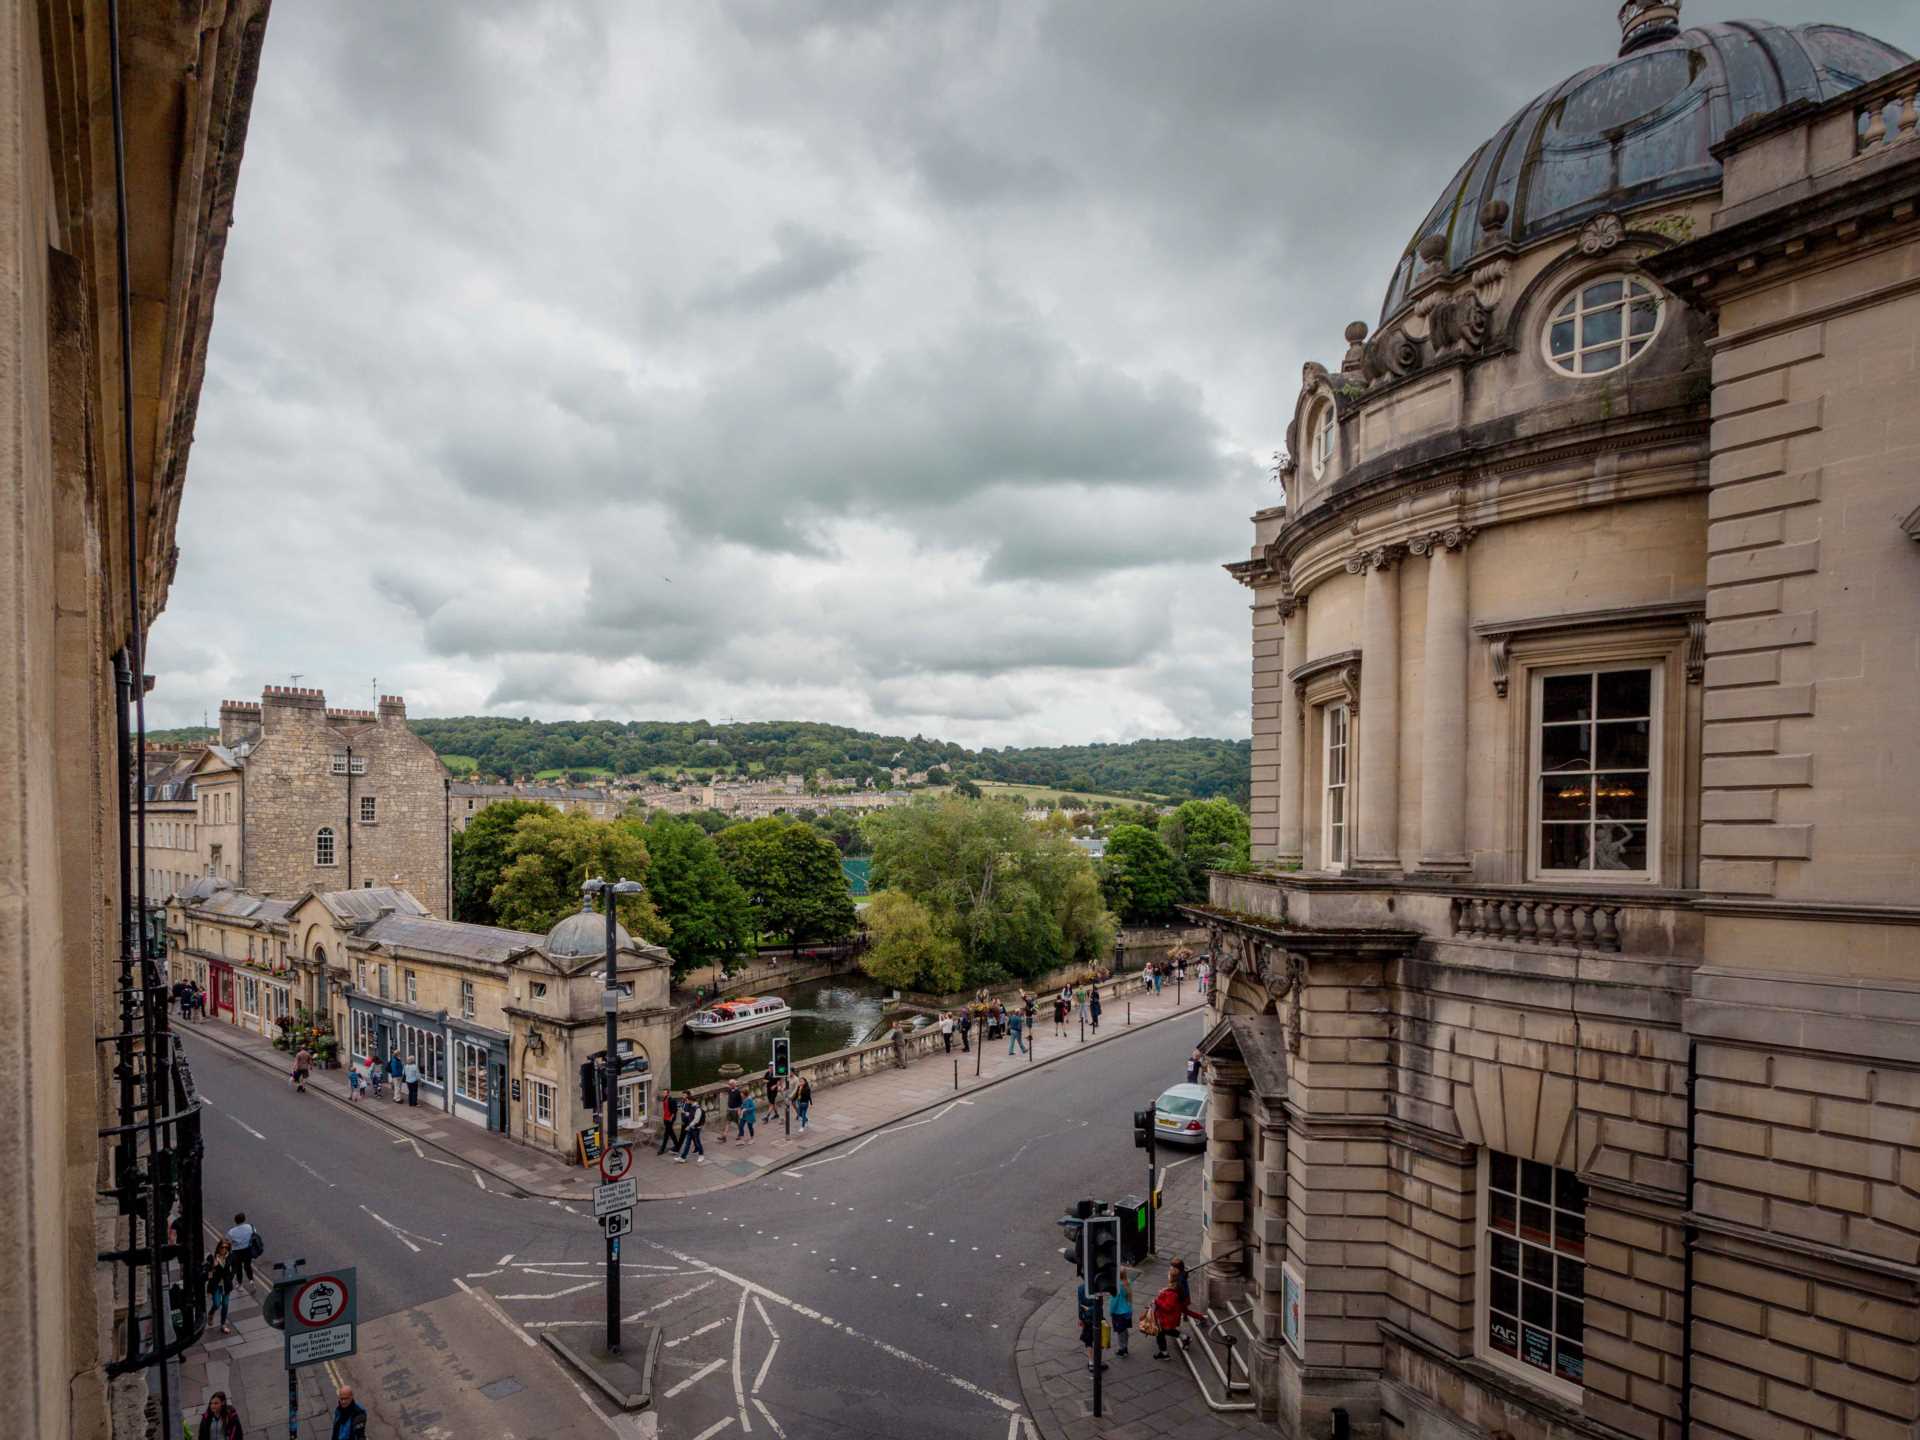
[1859,75,1919,154]
[1447,890,1625,951]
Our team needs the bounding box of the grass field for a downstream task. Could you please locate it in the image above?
[534,766,615,780]
[439,754,480,774]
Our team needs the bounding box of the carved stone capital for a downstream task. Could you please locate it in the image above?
[1410,525,1477,556]
[1274,594,1301,621]
[1580,212,1625,254]
[1362,543,1407,573]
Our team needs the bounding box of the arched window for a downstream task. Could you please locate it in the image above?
[316,827,336,867]
[1544,273,1663,376]
[1311,400,1337,479]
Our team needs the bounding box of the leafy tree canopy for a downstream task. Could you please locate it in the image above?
[491,810,665,940]
[859,890,963,994]
[452,800,556,925]
[1159,798,1252,900]
[1099,824,1186,923]
[713,817,858,947]
[635,815,755,979]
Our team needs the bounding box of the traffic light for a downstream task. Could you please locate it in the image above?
[771,1036,791,1078]
[1058,1197,1094,1272]
[579,1059,601,1111]
[1085,1214,1120,1296]
[1133,1106,1156,1155]
[1116,1194,1151,1264]
[263,1282,286,1331]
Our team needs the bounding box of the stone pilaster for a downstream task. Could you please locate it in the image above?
[1351,547,1404,869]
[1276,598,1307,866]
[1204,1060,1251,1285]
[1412,529,1473,871]
[1250,593,1288,857]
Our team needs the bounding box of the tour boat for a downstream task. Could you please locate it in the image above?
[684,995,792,1037]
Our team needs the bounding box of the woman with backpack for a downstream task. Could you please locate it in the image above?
[197,1390,245,1440]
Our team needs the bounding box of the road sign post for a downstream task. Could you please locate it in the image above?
[599,1141,635,1184]
[602,1209,634,1239]
[272,1262,357,1438]
[594,1176,639,1217]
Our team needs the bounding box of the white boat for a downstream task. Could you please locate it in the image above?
[684,995,791,1037]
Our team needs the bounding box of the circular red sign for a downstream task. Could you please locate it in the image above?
[600,1142,635,1182]
[292,1275,349,1328]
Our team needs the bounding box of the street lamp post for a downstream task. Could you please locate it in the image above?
[584,876,645,1357]
[1115,935,1127,1024]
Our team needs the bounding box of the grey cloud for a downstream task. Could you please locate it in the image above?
[694,225,866,312]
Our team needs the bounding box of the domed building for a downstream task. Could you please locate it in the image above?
[1203,4,1920,1436]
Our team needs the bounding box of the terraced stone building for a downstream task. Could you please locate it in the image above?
[1197,7,1920,1439]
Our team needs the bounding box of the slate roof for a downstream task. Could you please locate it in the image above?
[181,881,294,926]
[360,913,544,965]
[313,886,429,924]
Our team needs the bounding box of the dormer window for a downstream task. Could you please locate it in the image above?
[1544,274,1662,377]
[1311,400,1337,479]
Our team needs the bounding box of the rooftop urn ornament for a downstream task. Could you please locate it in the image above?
[1341,321,1370,373]
[1617,0,1681,55]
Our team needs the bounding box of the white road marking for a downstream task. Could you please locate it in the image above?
[226,1113,266,1142]
[731,1289,753,1433]
[498,1281,597,1300]
[783,1100,976,1172]
[752,1336,780,1395]
[664,1356,727,1399]
[473,1169,487,1190]
[452,1278,536,1349]
[623,1279,715,1321]
[465,1268,503,1279]
[360,1207,420,1253]
[687,1419,734,1440]
[752,1297,778,1339]
[750,1398,785,1438]
[642,1239,1021,1413]
[284,1153,336,1188]
[408,1139,424,1158]
[497,1252,515,1265]
[666,1319,728,1349]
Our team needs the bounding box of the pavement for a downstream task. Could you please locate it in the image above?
[182,979,1206,1201]
[177,985,1215,1439]
[176,1269,338,1440]
[1013,1177,1269,1440]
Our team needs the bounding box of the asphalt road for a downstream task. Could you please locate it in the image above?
[185,1007,1209,1439]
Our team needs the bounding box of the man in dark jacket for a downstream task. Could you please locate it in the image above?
[331,1384,368,1439]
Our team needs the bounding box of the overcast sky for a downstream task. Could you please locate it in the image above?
[147,0,1919,746]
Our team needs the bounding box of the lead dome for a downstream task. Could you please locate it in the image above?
[545,908,633,958]
[1378,17,1911,324]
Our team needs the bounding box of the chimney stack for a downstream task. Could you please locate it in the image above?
[378,694,407,721]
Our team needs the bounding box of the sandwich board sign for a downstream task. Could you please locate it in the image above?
[283,1268,357,1367]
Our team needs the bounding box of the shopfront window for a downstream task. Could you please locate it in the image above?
[1481,1149,1587,1400]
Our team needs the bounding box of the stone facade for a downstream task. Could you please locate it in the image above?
[1207,18,1918,1440]
[0,2,269,1435]
[210,686,452,915]
[451,780,622,831]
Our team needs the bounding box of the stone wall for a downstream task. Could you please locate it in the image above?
[242,690,450,915]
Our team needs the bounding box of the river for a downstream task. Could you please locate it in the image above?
[669,973,898,1091]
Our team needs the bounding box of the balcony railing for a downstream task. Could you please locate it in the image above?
[1448,892,1625,952]
[1858,73,1919,155]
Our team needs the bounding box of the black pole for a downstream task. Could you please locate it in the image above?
[1092,1294,1105,1417]
[603,890,620,1355]
[975,1014,983,1077]
[345,744,354,891]
[288,1361,300,1439]
[1148,1149,1158,1257]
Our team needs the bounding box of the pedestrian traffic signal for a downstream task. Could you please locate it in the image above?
[1116,1194,1151,1264]
[771,1036,791,1078]
[1084,1214,1120,1296]
[1133,1106,1155,1154]
[1058,1197,1095,1272]
[579,1059,601,1110]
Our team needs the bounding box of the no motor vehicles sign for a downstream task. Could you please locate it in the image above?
[281,1267,358,1368]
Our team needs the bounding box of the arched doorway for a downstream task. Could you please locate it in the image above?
[313,944,330,1027]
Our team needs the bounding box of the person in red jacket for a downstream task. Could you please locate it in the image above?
[1151,1279,1206,1359]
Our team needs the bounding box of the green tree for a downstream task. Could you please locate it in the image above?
[491,810,665,939]
[859,890,964,993]
[866,796,1116,987]
[1160,798,1252,900]
[687,809,733,835]
[714,817,858,946]
[1100,824,1185,922]
[636,815,754,979]
[952,777,983,799]
[451,800,555,924]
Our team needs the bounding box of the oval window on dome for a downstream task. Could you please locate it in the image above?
[1543,274,1663,377]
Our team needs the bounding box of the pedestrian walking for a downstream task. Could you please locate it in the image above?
[197,1390,245,1440]
[1170,1256,1193,1313]
[1198,960,1212,998]
[1073,983,1088,1023]
[1023,992,1037,1033]
[890,1022,908,1069]
[722,1081,742,1143]
[1176,954,1188,985]
[1111,1266,1134,1357]
[794,1076,812,1130]
[940,1012,955,1053]
[656,1092,680,1155]
[1008,1008,1027,1055]
[172,979,189,1020]
[674,1092,707,1163]
[330,1385,368,1440]
[387,1051,404,1103]
[741,1091,758,1139]
[957,1009,971,1053]
[364,1055,383,1099]
[1187,1048,1203,1085]
[226,1213,259,1283]
[1077,1282,1103,1373]
[404,1056,421,1106]
[1089,986,1102,1034]
[347,1064,363,1104]
[1149,1278,1205,1359]
[204,1238,238,1335]
[1153,963,1164,996]
[293,1045,313,1094]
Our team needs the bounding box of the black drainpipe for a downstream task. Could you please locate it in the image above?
[1678,1039,1698,1438]
[345,742,355,890]
[444,775,452,918]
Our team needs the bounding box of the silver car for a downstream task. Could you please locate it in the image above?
[1152,1083,1208,1146]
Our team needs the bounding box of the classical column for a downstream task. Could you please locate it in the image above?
[1414,528,1474,870]
[1275,598,1307,865]
[1351,546,1404,869]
